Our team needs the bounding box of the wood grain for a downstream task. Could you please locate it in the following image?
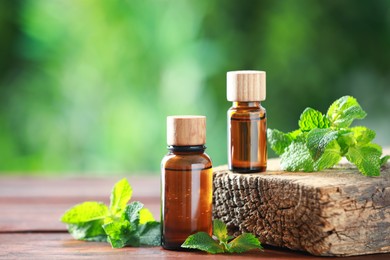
[0,176,160,232]
[213,162,390,256]
[2,233,388,260]
[0,176,159,199]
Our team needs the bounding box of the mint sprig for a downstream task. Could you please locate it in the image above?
[61,178,161,248]
[268,95,389,176]
[181,219,263,254]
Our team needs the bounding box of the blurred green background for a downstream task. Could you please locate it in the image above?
[1,0,389,174]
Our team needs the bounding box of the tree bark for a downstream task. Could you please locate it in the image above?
[212,159,390,256]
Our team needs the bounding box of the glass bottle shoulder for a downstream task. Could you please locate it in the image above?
[161,152,212,170]
[228,102,266,119]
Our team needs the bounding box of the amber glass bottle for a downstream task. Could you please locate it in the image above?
[227,71,267,173]
[161,116,213,250]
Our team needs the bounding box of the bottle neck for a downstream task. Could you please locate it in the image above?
[232,101,261,107]
[167,145,206,154]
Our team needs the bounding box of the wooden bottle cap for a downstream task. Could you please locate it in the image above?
[227,70,266,101]
[167,116,206,146]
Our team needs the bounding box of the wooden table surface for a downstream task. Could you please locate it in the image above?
[0,175,389,259]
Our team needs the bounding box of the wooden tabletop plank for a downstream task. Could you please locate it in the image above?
[2,233,388,260]
[0,176,160,233]
[0,176,160,199]
[0,201,161,233]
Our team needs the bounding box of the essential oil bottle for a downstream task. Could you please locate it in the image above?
[161,116,213,250]
[227,70,267,173]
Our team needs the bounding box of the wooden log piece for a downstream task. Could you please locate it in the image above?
[212,159,390,256]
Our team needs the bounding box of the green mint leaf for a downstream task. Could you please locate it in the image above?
[138,221,161,246]
[61,178,162,248]
[181,219,263,254]
[109,178,132,216]
[336,129,355,155]
[326,96,367,128]
[350,126,376,145]
[380,155,390,166]
[213,219,230,243]
[61,202,108,224]
[306,128,339,161]
[103,219,137,248]
[104,201,160,248]
[314,140,342,171]
[227,233,263,253]
[67,219,107,241]
[280,142,314,172]
[125,201,144,224]
[346,144,382,176]
[123,234,141,247]
[268,96,385,176]
[139,208,155,224]
[366,143,383,153]
[288,129,302,140]
[298,108,330,131]
[267,129,293,155]
[181,232,224,254]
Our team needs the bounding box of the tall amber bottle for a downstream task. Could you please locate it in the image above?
[227,71,267,173]
[161,116,213,250]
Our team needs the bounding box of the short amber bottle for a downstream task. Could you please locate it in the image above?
[161,116,213,250]
[227,71,267,173]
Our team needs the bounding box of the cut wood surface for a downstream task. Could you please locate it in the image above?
[213,157,390,257]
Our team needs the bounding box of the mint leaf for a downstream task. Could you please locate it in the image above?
[381,155,390,166]
[306,128,339,161]
[181,232,224,254]
[336,129,355,155]
[314,140,342,171]
[227,233,263,253]
[61,202,108,224]
[182,219,262,254]
[267,129,293,155]
[104,201,160,248]
[61,178,161,248]
[288,129,302,139]
[350,126,376,145]
[125,201,144,224]
[103,220,136,248]
[346,144,382,176]
[110,178,132,216]
[298,108,330,131]
[139,208,155,224]
[213,219,231,242]
[267,95,386,176]
[67,220,107,241]
[327,96,367,128]
[138,221,161,246]
[103,201,161,248]
[280,142,314,172]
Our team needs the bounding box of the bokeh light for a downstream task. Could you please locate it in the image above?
[0,0,389,174]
